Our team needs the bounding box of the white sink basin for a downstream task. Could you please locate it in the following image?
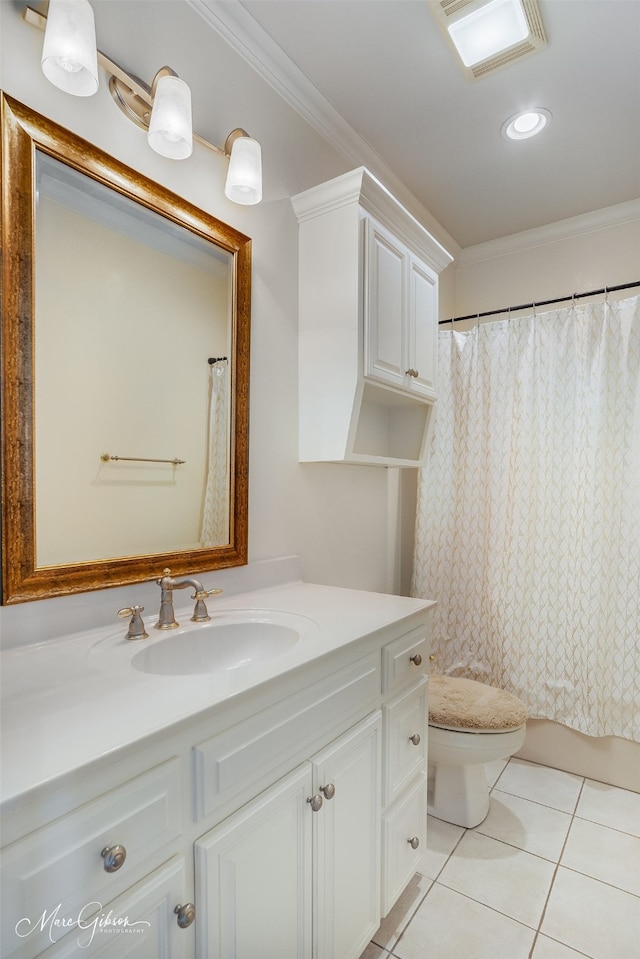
[130,618,302,676]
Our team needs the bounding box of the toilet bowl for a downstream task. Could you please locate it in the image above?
[428,675,527,828]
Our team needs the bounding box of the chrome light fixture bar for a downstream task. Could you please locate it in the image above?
[24,2,262,204]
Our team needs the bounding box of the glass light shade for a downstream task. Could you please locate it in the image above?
[448,0,529,67]
[41,0,99,96]
[502,108,551,140]
[225,137,262,205]
[147,75,193,159]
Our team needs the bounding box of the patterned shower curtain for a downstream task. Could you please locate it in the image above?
[412,295,640,741]
[200,360,230,547]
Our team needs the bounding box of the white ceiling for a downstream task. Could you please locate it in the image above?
[224,0,640,248]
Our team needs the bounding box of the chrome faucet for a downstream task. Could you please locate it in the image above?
[155,568,223,629]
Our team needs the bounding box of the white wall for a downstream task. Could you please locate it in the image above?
[0,0,402,644]
[454,204,640,319]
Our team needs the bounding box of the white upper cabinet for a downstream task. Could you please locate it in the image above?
[293,168,452,467]
[364,216,438,401]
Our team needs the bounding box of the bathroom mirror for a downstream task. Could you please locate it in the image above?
[1,95,250,604]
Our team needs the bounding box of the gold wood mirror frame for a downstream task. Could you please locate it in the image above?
[1,94,250,604]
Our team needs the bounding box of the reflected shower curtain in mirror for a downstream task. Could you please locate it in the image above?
[412,295,640,740]
[200,360,230,546]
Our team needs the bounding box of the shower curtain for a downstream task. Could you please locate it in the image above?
[412,295,640,741]
[200,360,230,546]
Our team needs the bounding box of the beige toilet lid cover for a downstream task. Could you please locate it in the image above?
[429,674,528,731]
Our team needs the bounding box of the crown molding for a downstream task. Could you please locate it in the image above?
[187,0,460,259]
[292,167,453,272]
[459,198,640,266]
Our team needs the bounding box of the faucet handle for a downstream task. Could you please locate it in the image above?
[191,587,223,623]
[118,605,149,640]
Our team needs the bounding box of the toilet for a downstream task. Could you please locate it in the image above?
[428,674,528,828]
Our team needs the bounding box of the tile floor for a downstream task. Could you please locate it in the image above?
[360,758,640,959]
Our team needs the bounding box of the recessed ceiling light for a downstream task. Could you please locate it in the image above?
[502,108,551,140]
[448,0,530,68]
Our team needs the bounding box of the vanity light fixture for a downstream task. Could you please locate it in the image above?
[146,68,193,160]
[502,108,551,140]
[429,0,547,81]
[40,0,98,96]
[24,1,262,204]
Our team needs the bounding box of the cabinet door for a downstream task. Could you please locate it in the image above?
[364,218,408,390]
[408,256,438,399]
[195,765,313,959]
[43,859,192,958]
[312,712,382,959]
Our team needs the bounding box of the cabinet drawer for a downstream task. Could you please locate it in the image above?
[381,774,427,917]
[382,626,429,694]
[194,653,380,821]
[1,759,181,959]
[383,679,428,807]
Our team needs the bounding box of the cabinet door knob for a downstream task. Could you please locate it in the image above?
[429,654,435,662]
[407,836,420,849]
[409,733,421,746]
[320,783,336,800]
[405,368,419,378]
[174,903,196,928]
[410,653,423,666]
[101,844,126,872]
[307,794,323,812]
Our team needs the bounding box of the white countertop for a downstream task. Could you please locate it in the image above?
[1,580,433,806]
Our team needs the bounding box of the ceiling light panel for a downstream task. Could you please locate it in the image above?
[429,0,547,80]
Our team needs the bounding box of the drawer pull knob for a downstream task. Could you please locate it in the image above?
[429,654,435,662]
[101,844,126,872]
[409,733,421,746]
[320,783,336,800]
[174,903,196,928]
[408,836,420,850]
[410,653,423,666]
[307,794,323,812]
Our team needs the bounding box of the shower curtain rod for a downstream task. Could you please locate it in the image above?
[440,279,640,325]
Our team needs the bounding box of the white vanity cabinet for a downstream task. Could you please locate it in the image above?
[0,589,433,959]
[2,756,193,959]
[195,712,381,959]
[293,166,452,467]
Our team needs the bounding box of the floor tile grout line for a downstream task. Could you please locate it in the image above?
[532,933,594,959]
[491,784,579,816]
[423,820,468,882]
[471,823,569,865]
[431,877,542,932]
[559,864,640,900]
[384,879,440,957]
[372,879,434,953]
[530,776,586,957]
[572,811,640,841]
